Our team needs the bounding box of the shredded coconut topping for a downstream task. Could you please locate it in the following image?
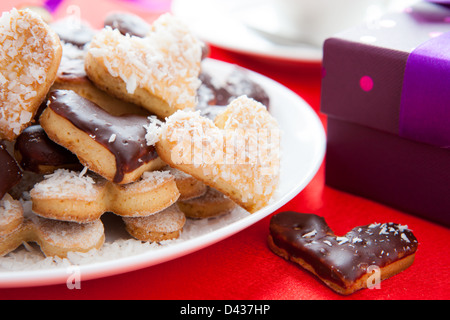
[30,169,100,200]
[87,13,202,111]
[302,229,317,238]
[141,170,173,183]
[0,8,60,139]
[336,236,349,245]
[401,233,411,243]
[161,96,280,207]
[0,194,22,229]
[143,115,163,146]
[33,216,104,248]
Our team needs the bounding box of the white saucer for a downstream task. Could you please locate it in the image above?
[171,0,323,63]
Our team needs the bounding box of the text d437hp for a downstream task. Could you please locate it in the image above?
[180,304,270,317]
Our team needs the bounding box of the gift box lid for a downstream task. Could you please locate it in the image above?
[321,1,450,149]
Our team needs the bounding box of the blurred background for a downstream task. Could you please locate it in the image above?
[0,0,419,65]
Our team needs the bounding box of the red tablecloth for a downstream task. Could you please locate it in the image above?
[0,0,449,300]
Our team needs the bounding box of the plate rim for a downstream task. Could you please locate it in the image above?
[0,58,326,288]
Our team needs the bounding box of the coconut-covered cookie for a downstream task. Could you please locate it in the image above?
[30,169,180,223]
[0,194,105,258]
[156,96,280,213]
[0,9,62,140]
[85,13,202,119]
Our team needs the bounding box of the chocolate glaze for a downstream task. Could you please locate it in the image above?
[14,125,81,173]
[50,18,96,47]
[217,67,270,107]
[57,44,88,81]
[0,143,23,199]
[34,99,49,122]
[104,12,151,38]
[269,211,418,288]
[197,67,270,119]
[58,57,86,81]
[47,90,158,183]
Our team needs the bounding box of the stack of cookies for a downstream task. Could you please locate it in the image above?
[0,8,280,259]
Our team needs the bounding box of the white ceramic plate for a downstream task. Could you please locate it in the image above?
[171,0,323,63]
[0,58,326,288]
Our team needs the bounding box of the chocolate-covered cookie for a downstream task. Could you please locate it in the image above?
[268,211,418,295]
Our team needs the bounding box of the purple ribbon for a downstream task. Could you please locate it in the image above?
[44,0,64,12]
[426,0,450,3]
[44,0,172,12]
[425,0,450,8]
[399,31,450,148]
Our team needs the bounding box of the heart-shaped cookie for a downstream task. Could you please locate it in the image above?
[85,13,202,119]
[40,90,165,185]
[0,9,62,141]
[268,211,418,295]
[156,95,280,213]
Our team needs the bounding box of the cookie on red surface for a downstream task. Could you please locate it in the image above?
[30,169,180,223]
[0,8,62,141]
[156,95,280,213]
[85,13,202,118]
[268,211,419,295]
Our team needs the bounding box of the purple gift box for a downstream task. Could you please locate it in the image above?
[321,1,450,226]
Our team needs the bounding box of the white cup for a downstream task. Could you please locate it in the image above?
[272,0,388,46]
